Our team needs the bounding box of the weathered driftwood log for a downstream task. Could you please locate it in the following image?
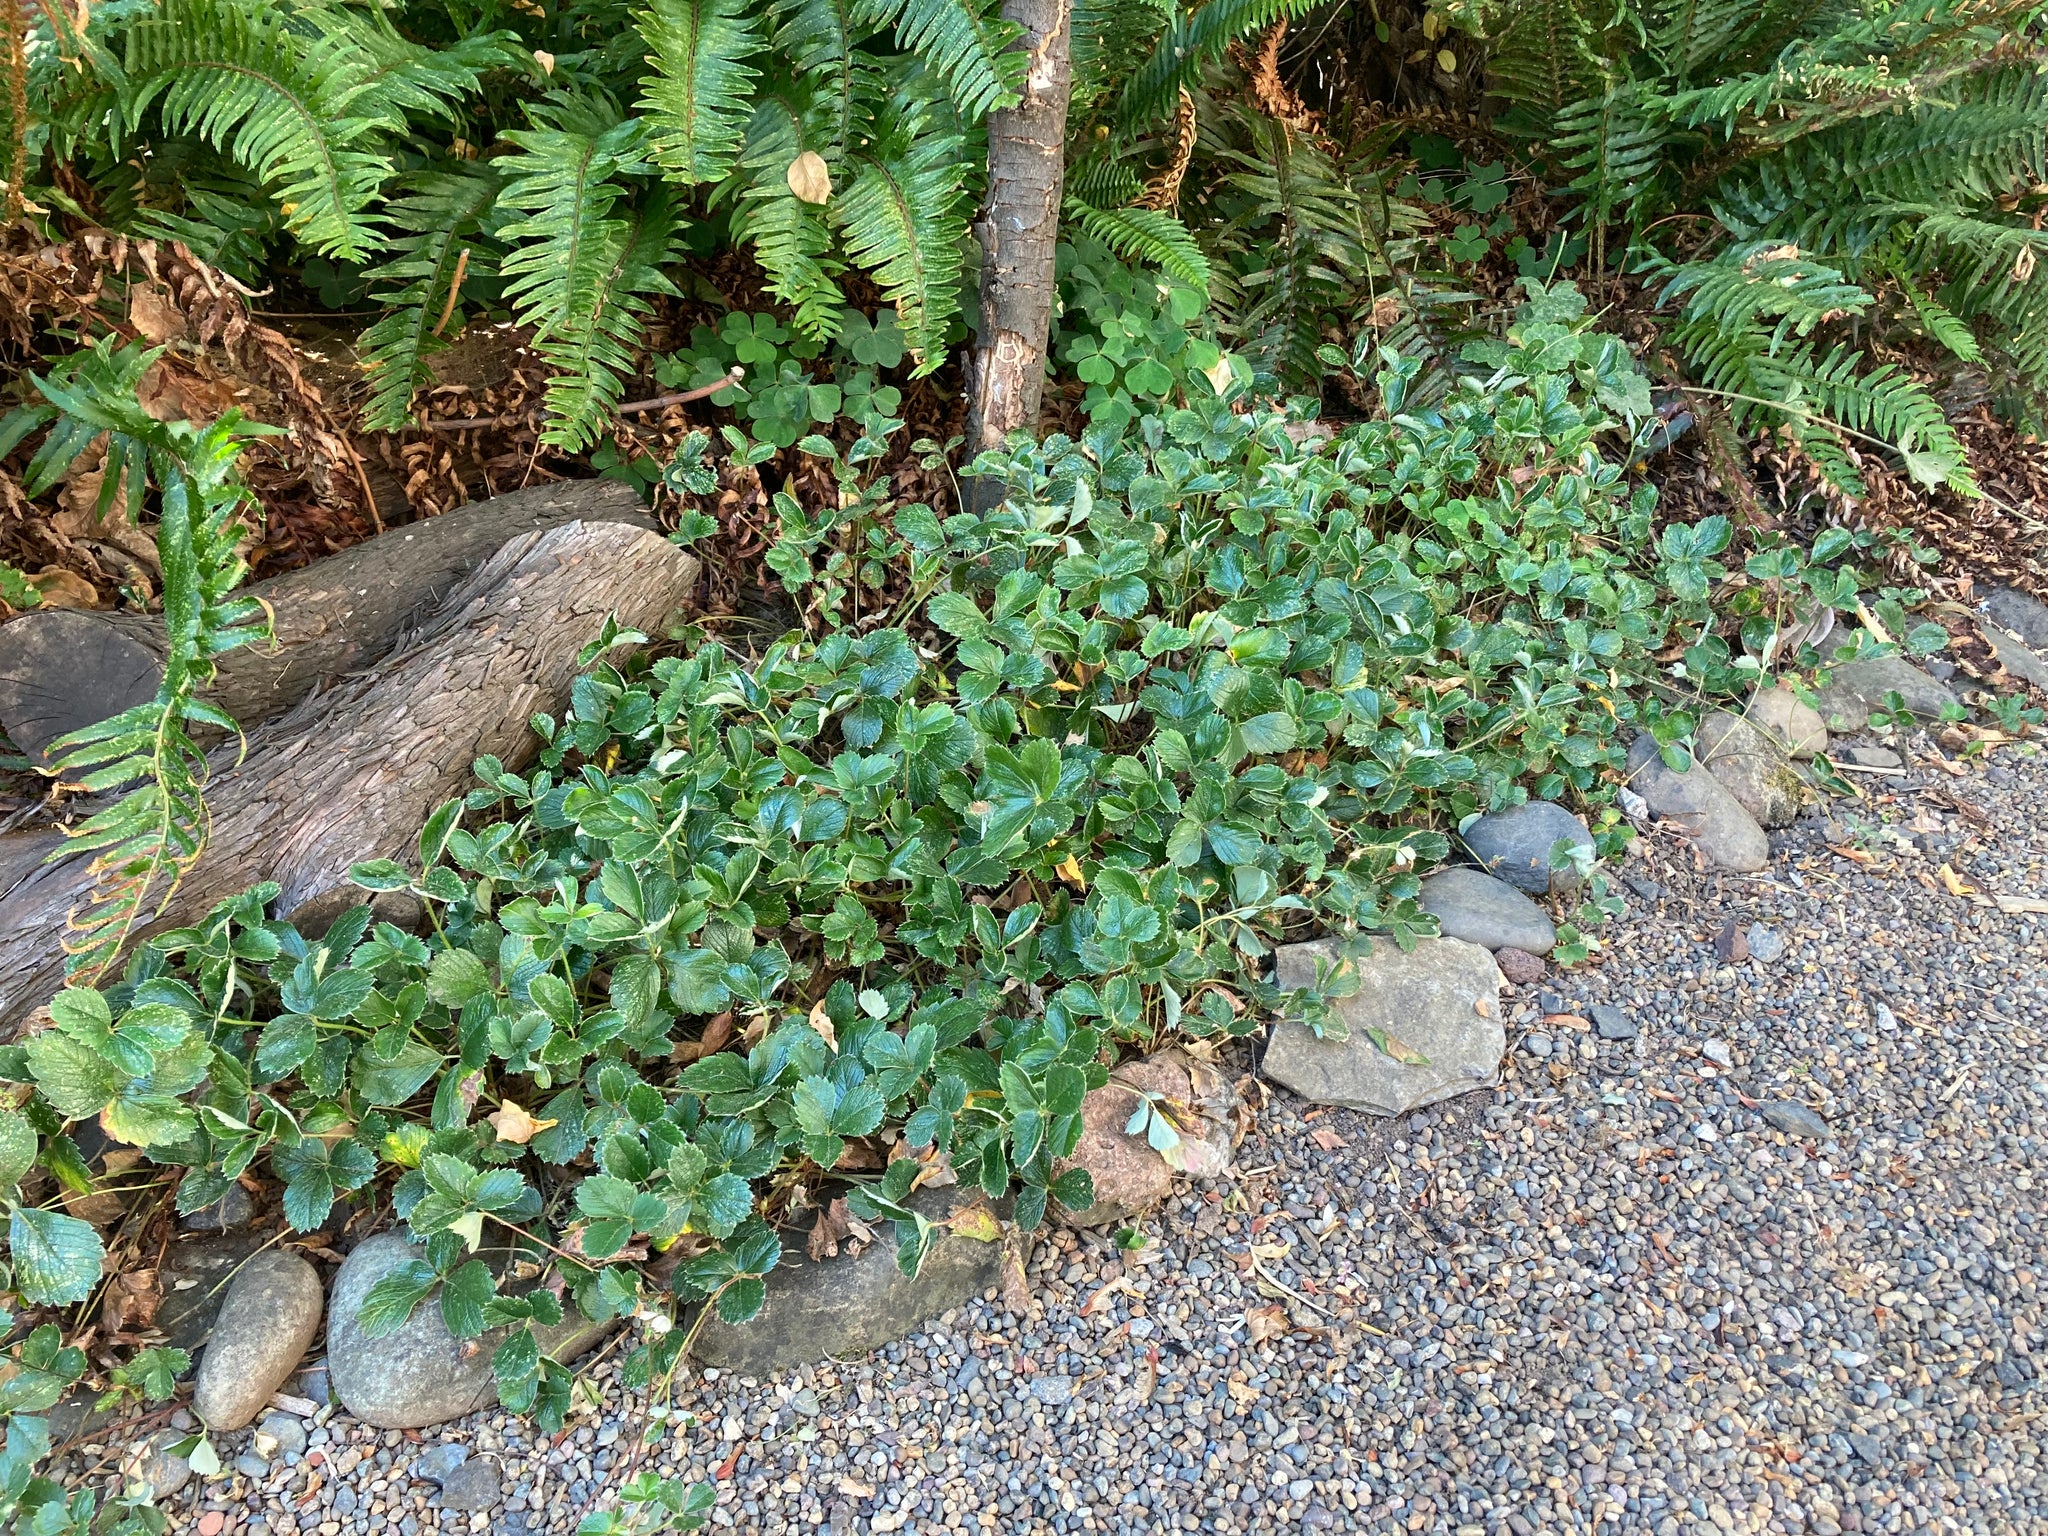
[0,518,698,1025]
[0,480,651,763]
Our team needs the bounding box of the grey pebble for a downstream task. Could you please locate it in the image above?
[1590,1003,1637,1040]
[1760,1100,1830,1139]
[1028,1375,1073,1406]
[1745,922,1786,963]
[412,1443,470,1485]
[436,1457,503,1512]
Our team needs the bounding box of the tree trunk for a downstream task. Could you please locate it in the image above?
[964,0,1072,472]
[0,480,652,764]
[0,519,699,1025]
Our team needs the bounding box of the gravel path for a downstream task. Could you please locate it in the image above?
[164,731,2047,1536]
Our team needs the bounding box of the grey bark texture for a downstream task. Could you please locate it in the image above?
[964,0,1072,467]
[0,480,652,764]
[0,518,698,1025]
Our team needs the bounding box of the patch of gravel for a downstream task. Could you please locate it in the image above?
[138,732,2046,1536]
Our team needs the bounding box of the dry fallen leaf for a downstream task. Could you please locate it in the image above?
[1056,853,1086,889]
[30,566,101,609]
[1245,1303,1292,1344]
[808,998,838,1052]
[1938,863,1976,897]
[1308,1126,1347,1153]
[787,151,832,205]
[674,1010,735,1064]
[487,1100,557,1145]
[808,1197,852,1262]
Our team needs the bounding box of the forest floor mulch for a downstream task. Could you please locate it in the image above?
[150,725,2046,1536]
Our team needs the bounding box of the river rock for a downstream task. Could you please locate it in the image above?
[1460,802,1593,895]
[1418,867,1557,955]
[328,1234,612,1430]
[688,1187,1007,1375]
[1984,587,2048,649]
[1697,711,1804,829]
[1266,936,1504,1116]
[192,1252,324,1431]
[1745,686,1827,758]
[1759,1101,1830,1139]
[119,1430,192,1501]
[181,1182,255,1232]
[1812,656,1958,732]
[1624,737,1769,872]
[1054,1049,1239,1229]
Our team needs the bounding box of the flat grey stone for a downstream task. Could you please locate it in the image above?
[1984,587,2048,649]
[1698,711,1804,829]
[1843,745,1901,768]
[1744,686,1827,759]
[192,1251,323,1432]
[328,1234,612,1430]
[1746,923,1786,964]
[181,1182,254,1232]
[1591,1004,1636,1041]
[1813,656,1958,732]
[1460,801,1593,896]
[1418,867,1557,955]
[414,1445,471,1485]
[1985,623,2048,690]
[688,1187,1007,1375]
[1625,737,1769,872]
[436,1459,502,1512]
[1759,1101,1830,1139]
[1266,937,1504,1115]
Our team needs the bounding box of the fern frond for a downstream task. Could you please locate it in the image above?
[1070,0,1173,118]
[1065,155,1145,211]
[731,87,850,338]
[1115,0,1310,129]
[496,107,677,449]
[1898,283,1982,364]
[638,0,765,185]
[298,4,517,130]
[848,0,1023,119]
[1481,0,1609,117]
[358,166,502,431]
[123,0,393,259]
[834,84,973,372]
[531,191,684,450]
[1066,201,1210,294]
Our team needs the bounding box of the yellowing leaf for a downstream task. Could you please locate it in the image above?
[787,151,832,205]
[1939,863,1976,897]
[945,1199,1003,1243]
[1437,49,1458,72]
[448,1210,486,1252]
[1202,354,1236,395]
[1056,854,1086,890]
[533,49,555,74]
[488,1100,557,1145]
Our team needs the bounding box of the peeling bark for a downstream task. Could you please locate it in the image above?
[964,0,1072,474]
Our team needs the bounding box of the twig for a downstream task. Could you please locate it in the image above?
[432,247,469,338]
[406,368,745,434]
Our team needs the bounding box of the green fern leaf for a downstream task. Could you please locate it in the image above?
[848,0,1024,119]
[1066,201,1210,294]
[638,0,765,185]
[732,89,850,338]
[834,86,973,372]
[358,167,502,432]
[497,109,679,450]
[123,0,393,260]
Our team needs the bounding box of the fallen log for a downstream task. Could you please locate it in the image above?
[0,479,651,764]
[0,518,699,1025]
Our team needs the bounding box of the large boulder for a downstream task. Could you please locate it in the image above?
[1265,936,1504,1115]
[328,1234,611,1430]
[1418,867,1557,955]
[1812,656,1958,733]
[1625,736,1770,872]
[1459,801,1594,896]
[1697,711,1805,829]
[192,1252,323,1431]
[688,1187,1006,1376]
[1744,686,1827,759]
[1054,1049,1239,1229]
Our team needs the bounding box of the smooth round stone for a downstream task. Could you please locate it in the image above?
[1419,866,1558,955]
[1460,802,1593,896]
[192,1251,324,1431]
[1744,685,1827,759]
